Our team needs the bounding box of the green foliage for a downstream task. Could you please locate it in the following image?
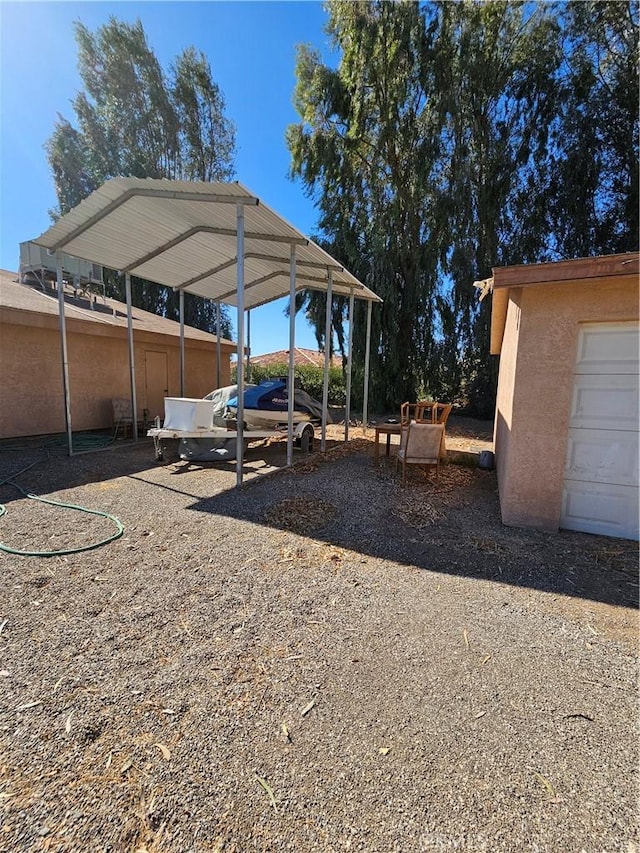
[231,362,346,406]
[548,1,639,256]
[45,16,236,338]
[287,0,639,417]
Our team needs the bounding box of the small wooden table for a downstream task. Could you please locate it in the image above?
[373,422,403,464]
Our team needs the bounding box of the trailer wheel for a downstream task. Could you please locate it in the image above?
[299,424,314,453]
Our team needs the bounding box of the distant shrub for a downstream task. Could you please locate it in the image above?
[231,362,346,405]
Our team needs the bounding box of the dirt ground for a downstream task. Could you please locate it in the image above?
[0,421,637,852]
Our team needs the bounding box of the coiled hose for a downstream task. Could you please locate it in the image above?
[0,451,124,557]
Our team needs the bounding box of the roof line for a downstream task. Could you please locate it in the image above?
[44,188,260,253]
[175,257,238,292]
[245,252,344,272]
[216,270,283,302]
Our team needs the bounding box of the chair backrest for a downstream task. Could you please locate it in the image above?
[433,402,452,426]
[404,422,444,461]
[400,400,436,424]
[111,398,133,422]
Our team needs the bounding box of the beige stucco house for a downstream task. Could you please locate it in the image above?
[0,269,234,439]
[489,252,639,540]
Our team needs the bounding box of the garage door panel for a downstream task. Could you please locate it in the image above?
[575,324,639,374]
[569,374,639,431]
[561,322,639,540]
[562,481,639,540]
[565,428,639,487]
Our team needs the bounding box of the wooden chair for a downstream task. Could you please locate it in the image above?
[433,402,452,426]
[111,398,145,440]
[400,400,436,424]
[395,422,445,484]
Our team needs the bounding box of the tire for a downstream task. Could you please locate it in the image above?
[299,424,314,453]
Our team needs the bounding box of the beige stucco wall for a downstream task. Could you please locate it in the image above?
[0,311,232,438]
[494,290,521,501]
[494,274,639,531]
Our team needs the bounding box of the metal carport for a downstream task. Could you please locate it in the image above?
[31,177,382,485]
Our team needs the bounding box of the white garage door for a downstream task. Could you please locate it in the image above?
[561,322,639,540]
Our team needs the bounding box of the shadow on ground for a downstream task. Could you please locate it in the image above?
[186,450,638,612]
[1,426,636,613]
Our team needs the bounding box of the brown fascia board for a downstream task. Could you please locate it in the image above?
[489,252,639,355]
[492,252,639,289]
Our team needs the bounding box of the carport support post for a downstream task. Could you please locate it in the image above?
[344,289,354,442]
[245,309,251,383]
[362,299,372,432]
[215,301,221,389]
[179,289,185,397]
[321,270,333,452]
[235,204,245,487]
[56,254,73,455]
[125,273,138,442]
[287,245,297,467]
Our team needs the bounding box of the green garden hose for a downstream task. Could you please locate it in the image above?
[0,458,124,557]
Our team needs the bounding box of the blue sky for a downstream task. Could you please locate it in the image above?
[0,1,336,354]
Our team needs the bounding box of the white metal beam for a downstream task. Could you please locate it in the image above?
[287,245,297,467]
[344,289,354,442]
[235,205,245,487]
[216,301,221,389]
[125,273,138,443]
[321,271,333,452]
[56,254,73,455]
[179,289,185,397]
[363,299,373,432]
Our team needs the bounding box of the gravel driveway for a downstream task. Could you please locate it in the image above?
[0,429,637,853]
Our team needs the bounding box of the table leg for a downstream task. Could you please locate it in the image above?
[386,433,392,456]
[374,431,380,465]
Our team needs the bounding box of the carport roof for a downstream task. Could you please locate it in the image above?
[32,177,382,310]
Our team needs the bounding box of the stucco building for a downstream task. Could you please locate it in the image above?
[0,269,234,439]
[489,253,639,540]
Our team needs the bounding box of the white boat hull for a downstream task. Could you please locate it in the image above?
[235,408,315,430]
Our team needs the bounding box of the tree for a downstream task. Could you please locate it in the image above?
[288,1,443,409]
[46,17,236,338]
[549,0,639,257]
[287,0,638,415]
[433,0,563,415]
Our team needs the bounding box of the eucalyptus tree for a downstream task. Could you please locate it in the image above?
[46,17,235,337]
[288,0,444,408]
[549,0,639,258]
[433,0,563,414]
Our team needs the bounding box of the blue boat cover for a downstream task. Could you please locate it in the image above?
[228,379,288,411]
[227,379,325,421]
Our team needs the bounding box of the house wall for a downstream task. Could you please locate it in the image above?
[0,312,231,438]
[493,290,522,518]
[494,273,639,531]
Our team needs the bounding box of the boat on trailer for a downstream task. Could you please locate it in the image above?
[147,380,325,462]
